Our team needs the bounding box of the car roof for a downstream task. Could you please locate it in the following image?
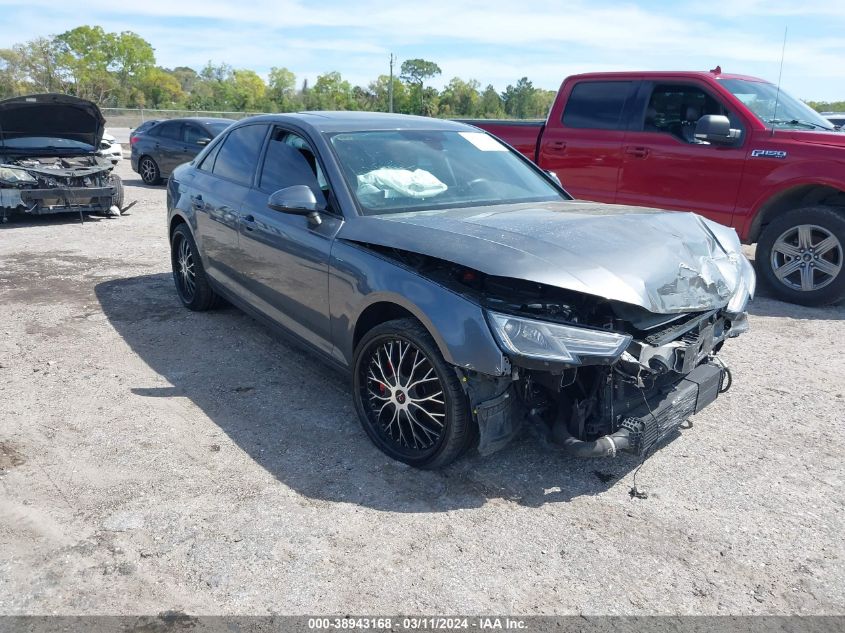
[155,117,236,125]
[231,111,474,133]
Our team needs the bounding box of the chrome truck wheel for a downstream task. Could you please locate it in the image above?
[757,206,845,306]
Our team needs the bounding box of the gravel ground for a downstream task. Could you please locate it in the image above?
[0,161,843,616]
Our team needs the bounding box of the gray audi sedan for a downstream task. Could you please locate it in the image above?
[166,112,755,469]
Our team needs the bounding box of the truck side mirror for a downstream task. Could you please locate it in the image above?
[694,115,741,146]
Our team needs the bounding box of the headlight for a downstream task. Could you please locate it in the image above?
[0,166,37,184]
[487,311,632,364]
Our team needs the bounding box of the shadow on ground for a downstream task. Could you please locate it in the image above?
[120,177,166,190]
[0,214,111,230]
[747,289,845,321]
[95,273,654,512]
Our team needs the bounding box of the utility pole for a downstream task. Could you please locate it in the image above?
[388,53,394,113]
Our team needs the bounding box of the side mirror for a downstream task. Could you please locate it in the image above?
[694,115,741,146]
[196,137,212,146]
[267,185,323,225]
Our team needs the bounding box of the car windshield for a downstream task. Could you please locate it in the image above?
[328,130,565,215]
[719,78,834,131]
[0,136,95,151]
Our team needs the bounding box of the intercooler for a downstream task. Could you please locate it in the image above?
[619,361,723,455]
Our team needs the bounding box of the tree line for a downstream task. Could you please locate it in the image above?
[0,25,557,119]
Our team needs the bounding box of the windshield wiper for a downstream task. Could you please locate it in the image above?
[767,118,831,130]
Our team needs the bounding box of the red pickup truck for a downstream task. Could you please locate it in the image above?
[469,69,845,306]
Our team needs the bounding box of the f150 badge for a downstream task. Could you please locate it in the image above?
[751,149,787,159]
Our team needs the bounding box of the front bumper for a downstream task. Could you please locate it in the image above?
[16,186,115,215]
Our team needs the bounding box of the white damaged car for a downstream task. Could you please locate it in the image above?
[0,93,124,223]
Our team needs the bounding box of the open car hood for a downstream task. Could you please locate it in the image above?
[0,93,105,150]
[339,200,755,315]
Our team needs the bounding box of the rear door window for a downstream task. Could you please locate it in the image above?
[156,121,182,140]
[211,124,268,186]
[563,81,633,130]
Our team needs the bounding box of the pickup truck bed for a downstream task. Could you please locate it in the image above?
[458,119,544,158]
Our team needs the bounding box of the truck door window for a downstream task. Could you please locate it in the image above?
[562,81,632,130]
[642,84,732,143]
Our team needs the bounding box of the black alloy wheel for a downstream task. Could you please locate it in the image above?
[352,318,474,469]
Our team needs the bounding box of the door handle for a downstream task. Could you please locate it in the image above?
[550,140,566,152]
[242,214,256,231]
[625,146,649,158]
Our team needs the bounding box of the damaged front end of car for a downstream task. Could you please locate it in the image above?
[357,218,754,459]
[0,93,122,222]
[0,156,119,222]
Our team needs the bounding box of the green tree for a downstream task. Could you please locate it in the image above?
[110,31,154,88]
[171,66,199,93]
[366,74,408,113]
[268,66,297,111]
[0,48,24,97]
[478,84,505,118]
[311,71,352,110]
[501,77,537,119]
[232,69,266,111]
[400,58,441,115]
[197,62,236,110]
[439,77,480,117]
[55,26,117,102]
[137,67,185,108]
[1,37,67,95]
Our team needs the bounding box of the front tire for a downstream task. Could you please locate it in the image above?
[170,224,219,311]
[756,206,845,306]
[110,173,124,209]
[352,318,474,469]
[139,156,161,185]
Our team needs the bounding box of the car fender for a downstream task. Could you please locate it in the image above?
[329,239,509,377]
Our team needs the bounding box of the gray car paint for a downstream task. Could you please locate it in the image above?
[168,111,754,378]
[336,200,750,314]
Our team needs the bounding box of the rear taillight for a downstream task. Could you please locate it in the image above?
[130,135,140,145]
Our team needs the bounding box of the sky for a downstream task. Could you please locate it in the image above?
[1,0,844,101]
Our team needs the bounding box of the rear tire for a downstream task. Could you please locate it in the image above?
[139,156,161,185]
[756,206,845,306]
[170,224,219,311]
[352,318,474,469]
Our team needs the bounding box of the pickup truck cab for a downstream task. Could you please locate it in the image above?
[469,70,845,306]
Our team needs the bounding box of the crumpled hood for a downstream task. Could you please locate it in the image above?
[0,93,105,150]
[339,200,755,314]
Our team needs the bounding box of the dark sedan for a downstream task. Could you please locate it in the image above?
[131,117,233,185]
[166,112,754,469]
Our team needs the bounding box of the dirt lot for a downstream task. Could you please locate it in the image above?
[1,160,843,616]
